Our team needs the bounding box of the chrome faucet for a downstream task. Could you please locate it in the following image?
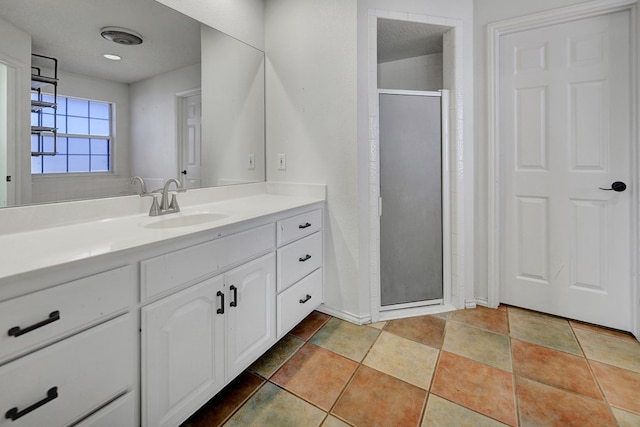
[130,176,148,195]
[146,178,185,216]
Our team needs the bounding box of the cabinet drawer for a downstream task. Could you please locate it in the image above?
[277,232,322,292]
[277,209,322,247]
[0,314,133,427]
[277,268,323,338]
[0,266,135,364]
[141,223,275,301]
[75,392,135,427]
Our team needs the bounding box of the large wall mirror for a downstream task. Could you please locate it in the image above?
[0,0,265,208]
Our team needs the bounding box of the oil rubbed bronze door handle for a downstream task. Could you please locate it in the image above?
[8,311,60,337]
[230,285,238,307]
[299,254,312,262]
[217,291,225,314]
[298,222,312,229]
[599,181,627,192]
[5,387,58,421]
[299,294,312,304]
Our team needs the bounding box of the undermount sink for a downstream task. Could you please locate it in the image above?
[144,213,229,229]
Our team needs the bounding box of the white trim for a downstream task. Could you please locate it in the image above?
[378,304,457,322]
[317,305,371,325]
[377,89,443,97]
[487,0,639,338]
[367,10,466,323]
[380,299,443,312]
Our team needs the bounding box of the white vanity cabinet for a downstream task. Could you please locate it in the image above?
[0,267,136,427]
[0,194,325,427]
[141,228,277,427]
[276,209,324,338]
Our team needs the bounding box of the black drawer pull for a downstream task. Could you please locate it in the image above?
[5,387,58,421]
[8,311,60,337]
[299,294,312,304]
[217,291,225,314]
[299,254,312,262]
[230,285,238,307]
[298,223,312,229]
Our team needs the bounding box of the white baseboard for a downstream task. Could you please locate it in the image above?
[317,304,371,325]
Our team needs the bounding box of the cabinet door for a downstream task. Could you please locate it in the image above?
[225,253,276,379]
[142,276,225,427]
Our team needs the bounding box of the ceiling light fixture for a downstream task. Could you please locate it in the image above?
[103,53,122,61]
[100,27,143,46]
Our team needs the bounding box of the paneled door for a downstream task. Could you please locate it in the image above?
[499,11,632,330]
[179,92,202,189]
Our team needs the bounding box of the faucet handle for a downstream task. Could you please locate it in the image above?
[169,193,180,211]
[148,194,161,216]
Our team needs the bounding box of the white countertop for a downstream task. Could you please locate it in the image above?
[0,188,325,282]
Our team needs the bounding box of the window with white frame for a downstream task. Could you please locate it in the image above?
[31,94,112,174]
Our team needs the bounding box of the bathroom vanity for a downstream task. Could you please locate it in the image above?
[0,183,325,427]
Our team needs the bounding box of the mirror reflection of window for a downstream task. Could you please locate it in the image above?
[31,95,112,174]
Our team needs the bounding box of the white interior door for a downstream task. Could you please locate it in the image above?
[179,92,201,189]
[499,11,632,330]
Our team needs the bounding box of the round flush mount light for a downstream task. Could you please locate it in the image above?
[103,53,122,61]
[100,27,143,46]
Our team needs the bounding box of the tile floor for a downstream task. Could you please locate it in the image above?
[182,306,640,427]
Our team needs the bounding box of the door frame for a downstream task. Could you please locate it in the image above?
[366,9,467,323]
[486,0,640,336]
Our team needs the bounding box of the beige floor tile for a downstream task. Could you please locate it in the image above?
[249,334,305,378]
[612,408,640,427]
[309,317,380,362]
[224,382,326,426]
[369,321,386,330]
[443,322,512,372]
[508,307,582,355]
[574,328,640,373]
[363,331,439,389]
[422,394,509,427]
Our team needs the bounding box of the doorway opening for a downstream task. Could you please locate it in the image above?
[176,89,202,189]
[368,12,464,322]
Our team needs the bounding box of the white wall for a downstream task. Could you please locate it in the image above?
[201,26,265,187]
[130,62,200,188]
[154,0,265,51]
[473,0,595,302]
[31,69,131,203]
[265,0,361,319]
[378,53,443,91]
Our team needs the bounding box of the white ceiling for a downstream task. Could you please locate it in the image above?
[377,18,449,64]
[1,0,201,84]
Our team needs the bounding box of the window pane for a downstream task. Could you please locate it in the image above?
[67,98,88,117]
[31,135,40,152]
[31,156,42,174]
[68,155,90,172]
[89,118,110,136]
[31,112,39,127]
[90,139,109,155]
[41,93,55,104]
[89,101,110,119]
[68,138,90,154]
[55,114,67,133]
[42,136,60,153]
[56,98,67,115]
[41,113,55,129]
[91,155,110,172]
[43,154,67,173]
[67,116,89,134]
